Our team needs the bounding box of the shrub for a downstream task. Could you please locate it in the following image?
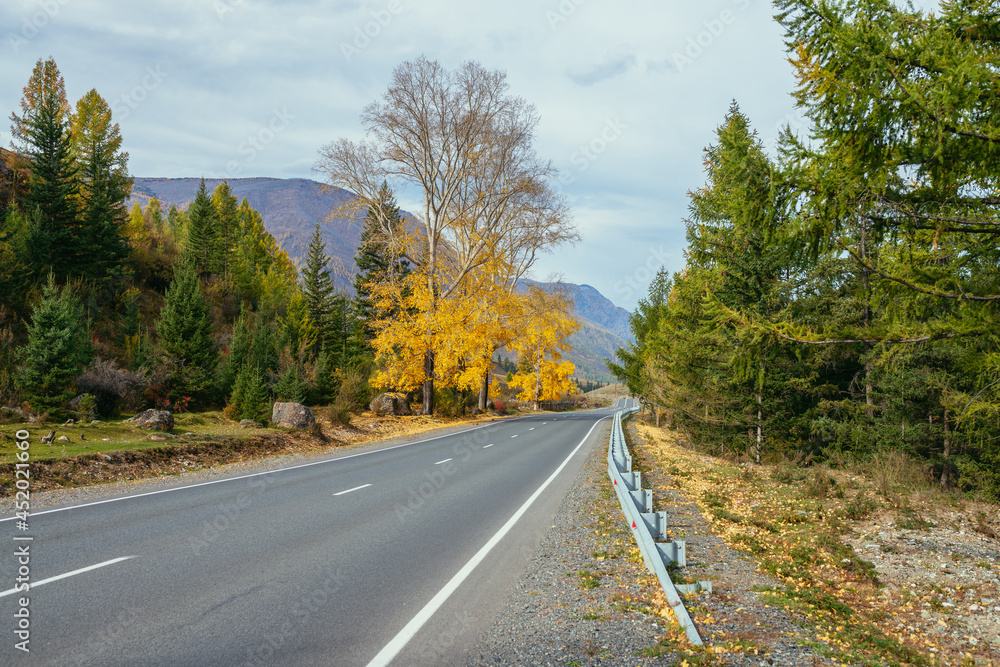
[74,357,149,417]
[866,449,930,499]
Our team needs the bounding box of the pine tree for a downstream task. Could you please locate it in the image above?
[156,260,218,400]
[0,204,34,313]
[185,179,218,274]
[15,275,94,412]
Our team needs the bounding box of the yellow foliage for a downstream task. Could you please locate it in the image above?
[367,260,578,402]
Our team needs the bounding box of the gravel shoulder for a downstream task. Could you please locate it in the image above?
[468,420,829,666]
[469,415,1000,666]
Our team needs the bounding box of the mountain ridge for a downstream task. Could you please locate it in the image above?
[130,176,631,380]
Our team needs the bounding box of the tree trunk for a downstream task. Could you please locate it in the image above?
[860,224,875,421]
[940,408,951,490]
[478,364,490,411]
[533,349,541,410]
[422,349,434,415]
[756,392,763,465]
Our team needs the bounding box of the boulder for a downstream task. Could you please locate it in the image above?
[272,402,315,429]
[126,409,174,431]
[369,392,412,416]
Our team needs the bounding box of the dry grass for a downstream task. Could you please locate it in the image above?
[631,420,999,667]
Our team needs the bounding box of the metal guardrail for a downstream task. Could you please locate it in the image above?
[607,401,706,646]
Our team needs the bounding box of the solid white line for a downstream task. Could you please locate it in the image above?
[434,459,452,465]
[0,556,136,598]
[365,416,607,667]
[333,484,372,496]
[1,419,514,523]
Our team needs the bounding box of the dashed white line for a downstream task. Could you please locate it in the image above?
[365,417,607,667]
[483,444,494,448]
[510,434,518,438]
[529,428,535,431]
[333,484,372,496]
[0,556,136,598]
[434,459,453,465]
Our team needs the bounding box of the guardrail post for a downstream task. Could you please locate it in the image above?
[656,540,686,568]
[606,406,703,646]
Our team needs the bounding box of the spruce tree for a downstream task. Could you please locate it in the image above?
[185,179,218,275]
[301,222,336,349]
[12,58,82,282]
[354,181,410,332]
[274,363,308,403]
[156,260,218,400]
[309,349,338,405]
[15,275,94,412]
[230,364,270,423]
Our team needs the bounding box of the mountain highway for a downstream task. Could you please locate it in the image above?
[1,402,633,666]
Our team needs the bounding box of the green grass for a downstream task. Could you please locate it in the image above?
[0,411,282,463]
[576,569,601,590]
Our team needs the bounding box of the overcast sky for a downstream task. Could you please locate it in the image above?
[1,0,939,311]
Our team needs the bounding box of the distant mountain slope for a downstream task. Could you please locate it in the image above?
[131,177,633,381]
[131,177,362,291]
[523,280,633,382]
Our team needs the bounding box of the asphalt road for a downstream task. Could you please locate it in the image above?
[1,404,631,666]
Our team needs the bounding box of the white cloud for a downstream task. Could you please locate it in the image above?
[0,0,822,309]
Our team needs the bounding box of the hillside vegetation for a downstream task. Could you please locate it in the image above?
[612,1,1000,502]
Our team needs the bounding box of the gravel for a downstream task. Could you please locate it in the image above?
[467,422,830,666]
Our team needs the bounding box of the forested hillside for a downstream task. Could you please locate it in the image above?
[612,0,1000,500]
[0,56,583,423]
[131,177,366,292]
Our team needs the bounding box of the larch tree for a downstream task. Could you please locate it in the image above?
[211,182,238,279]
[317,56,575,413]
[70,88,132,283]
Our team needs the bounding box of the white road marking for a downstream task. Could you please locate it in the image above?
[434,459,452,465]
[1,419,523,523]
[365,417,606,667]
[510,434,518,438]
[483,444,494,448]
[333,484,372,496]
[529,428,535,431]
[0,556,136,598]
